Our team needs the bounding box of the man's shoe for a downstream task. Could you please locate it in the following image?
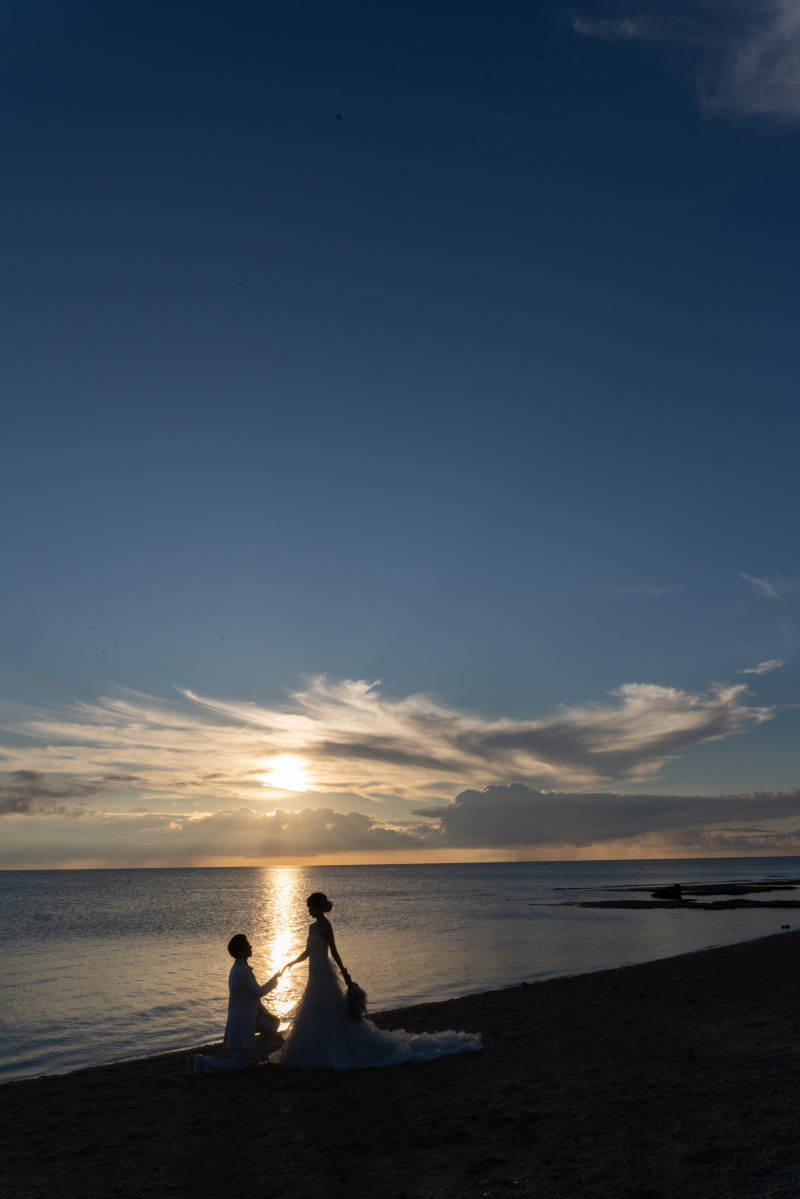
[191,1054,204,1076]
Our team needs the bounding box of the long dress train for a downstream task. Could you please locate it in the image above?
[269,929,483,1071]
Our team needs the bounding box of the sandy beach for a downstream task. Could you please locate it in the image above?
[2,928,799,1199]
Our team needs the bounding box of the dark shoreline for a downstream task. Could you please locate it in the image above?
[3,928,800,1198]
[6,917,798,1088]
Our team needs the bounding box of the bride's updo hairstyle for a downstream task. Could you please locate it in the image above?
[307,892,333,914]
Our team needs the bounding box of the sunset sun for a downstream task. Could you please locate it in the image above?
[261,755,309,792]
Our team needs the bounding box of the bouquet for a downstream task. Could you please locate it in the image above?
[345,979,368,1022]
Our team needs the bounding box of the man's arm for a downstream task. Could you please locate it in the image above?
[234,964,281,999]
[257,972,281,997]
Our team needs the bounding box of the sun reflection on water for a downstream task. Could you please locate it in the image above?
[253,866,308,1022]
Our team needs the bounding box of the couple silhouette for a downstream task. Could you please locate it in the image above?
[193,891,482,1075]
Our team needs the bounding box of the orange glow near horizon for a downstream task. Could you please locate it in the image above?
[19,846,800,871]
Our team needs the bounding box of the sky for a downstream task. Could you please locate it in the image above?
[1,0,799,867]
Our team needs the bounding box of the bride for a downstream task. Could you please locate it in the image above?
[269,891,483,1071]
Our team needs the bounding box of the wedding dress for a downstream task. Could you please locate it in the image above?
[269,929,483,1071]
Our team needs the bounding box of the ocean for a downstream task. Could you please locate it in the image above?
[2,857,798,1083]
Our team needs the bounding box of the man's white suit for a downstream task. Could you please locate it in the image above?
[224,958,278,1049]
[196,958,279,1074]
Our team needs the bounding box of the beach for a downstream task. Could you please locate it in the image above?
[2,928,799,1199]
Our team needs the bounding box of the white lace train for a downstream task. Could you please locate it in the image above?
[270,932,483,1071]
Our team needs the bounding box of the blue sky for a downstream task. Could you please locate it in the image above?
[1,0,799,866]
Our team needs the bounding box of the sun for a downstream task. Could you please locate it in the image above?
[261,755,310,792]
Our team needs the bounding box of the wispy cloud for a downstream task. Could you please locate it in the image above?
[738,658,784,675]
[0,674,773,805]
[740,570,800,600]
[574,1,800,121]
[706,0,800,118]
[741,573,782,599]
[573,12,702,45]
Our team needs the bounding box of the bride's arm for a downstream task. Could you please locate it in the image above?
[283,949,309,970]
[325,927,351,984]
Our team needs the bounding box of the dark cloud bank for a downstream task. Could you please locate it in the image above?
[178,784,800,857]
[0,770,139,817]
[414,784,800,849]
[4,779,800,863]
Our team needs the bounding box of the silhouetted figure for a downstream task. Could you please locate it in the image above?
[271,891,483,1070]
[651,884,683,900]
[192,934,282,1075]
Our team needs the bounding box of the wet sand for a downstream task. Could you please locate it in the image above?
[2,928,800,1199]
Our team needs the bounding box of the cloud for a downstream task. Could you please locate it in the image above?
[445,681,771,785]
[740,570,800,600]
[740,573,782,599]
[574,1,800,121]
[738,659,784,675]
[0,804,431,866]
[0,672,782,865]
[173,806,427,857]
[4,784,800,865]
[414,782,800,848]
[573,13,696,44]
[705,0,800,118]
[0,675,773,804]
[654,826,800,853]
[0,770,139,816]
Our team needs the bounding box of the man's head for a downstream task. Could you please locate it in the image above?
[227,933,252,959]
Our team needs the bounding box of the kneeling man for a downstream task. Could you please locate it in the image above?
[192,934,283,1075]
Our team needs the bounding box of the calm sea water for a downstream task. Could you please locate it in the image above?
[2,857,799,1082]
